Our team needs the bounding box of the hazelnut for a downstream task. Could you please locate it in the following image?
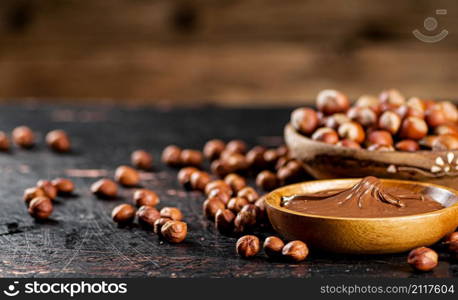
[190,171,211,191]
[223,153,249,172]
[316,89,350,115]
[12,126,35,148]
[336,139,361,149]
[111,204,136,224]
[438,101,458,123]
[236,235,260,258]
[225,140,247,154]
[323,113,351,130]
[227,197,249,213]
[46,130,71,152]
[406,97,426,112]
[160,207,183,221]
[23,187,45,206]
[311,127,339,144]
[180,149,203,167]
[276,145,288,157]
[355,94,380,114]
[263,236,285,258]
[161,220,187,243]
[51,178,75,194]
[136,206,161,228]
[0,131,10,151]
[36,180,57,200]
[432,134,458,151]
[153,217,172,234]
[435,124,458,136]
[347,106,377,127]
[237,186,259,203]
[90,179,118,198]
[290,108,319,135]
[407,247,438,272]
[275,156,289,170]
[115,165,140,187]
[419,135,439,149]
[425,106,448,127]
[133,189,159,207]
[254,197,267,221]
[367,144,395,151]
[338,122,365,144]
[396,105,424,119]
[203,197,225,219]
[395,140,420,152]
[161,145,182,167]
[215,208,235,234]
[205,180,232,196]
[443,232,458,244]
[210,159,231,178]
[246,146,267,169]
[400,117,428,140]
[256,170,278,191]
[234,205,258,232]
[367,130,393,147]
[379,89,405,107]
[177,167,198,189]
[207,188,231,205]
[131,150,153,170]
[378,111,401,135]
[28,196,53,220]
[263,149,279,167]
[203,139,225,160]
[282,240,309,262]
[224,173,247,193]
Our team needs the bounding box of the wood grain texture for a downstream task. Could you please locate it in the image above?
[0,105,456,278]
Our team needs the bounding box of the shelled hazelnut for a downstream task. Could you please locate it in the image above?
[12,126,35,148]
[115,166,140,187]
[395,140,420,152]
[338,122,365,144]
[160,207,183,221]
[234,205,258,232]
[254,197,267,222]
[36,180,57,200]
[51,178,75,194]
[336,139,361,149]
[215,209,235,234]
[177,167,198,189]
[133,189,159,207]
[161,145,182,167]
[263,236,285,258]
[367,130,393,147]
[205,180,232,196]
[224,152,249,172]
[210,159,230,178]
[432,134,458,151]
[153,217,172,234]
[316,89,350,115]
[407,247,438,272]
[190,171,211,191]
[256,170,278,191]
[203,139,225,160]
[227,197,249,213]
[237,187,259,203]
[46,130,71,153]
[225,140,247,154]
[291,108,319,135]
[136,206,161,228]
[203,197,225,219]
[23,187,45,206]
[378,111,401,135]
[111,204,136,224]
[282,240,309,262]
[347,107,377,127]
[224,173,247,193]
[311,127,339,144]
[180,149,203,167]
[161,220,187,243]
[263,149,279,167]
[246,146,268,169]
[28,196,53,220]
[207,188,231,205]
[236,235,260,258]
[399,116,428,140]
[0,131,9,151]
[131,150,153,170]
[91,179,118,198]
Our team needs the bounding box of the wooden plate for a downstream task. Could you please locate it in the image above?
[284,124,458,189]
[265,178,458,254]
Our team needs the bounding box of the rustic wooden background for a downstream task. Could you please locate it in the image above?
[0,0,457,106]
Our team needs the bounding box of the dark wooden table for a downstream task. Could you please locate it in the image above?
[0,104,456,278]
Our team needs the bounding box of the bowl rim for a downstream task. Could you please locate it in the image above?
[265,177,458,221]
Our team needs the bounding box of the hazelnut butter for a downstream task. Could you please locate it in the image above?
[282,176,444,218]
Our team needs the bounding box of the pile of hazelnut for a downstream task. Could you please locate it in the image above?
[291,89,458,151]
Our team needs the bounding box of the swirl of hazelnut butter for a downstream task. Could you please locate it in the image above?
[282,176,444,218]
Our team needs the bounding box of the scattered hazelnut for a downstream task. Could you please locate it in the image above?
[234,205,258,232]
[203,197,225,219]
[207,188,231,205]
[51,178,74,194]
[246,146,268,169]
[115,165,140,187]
[263,236,285,258]
[236,235,260,258]
[432,134,458,151]
[203,139,225,160]
[227,197,249,213]
[161,220,187,243]
[256,170,278,191]
[210,159,230,178]
[312,127,339,144]
[215,209,235,234]
[407,247,438,272]
[379,89,405,107]
[282,240,309,262]
[36,180,57,200]
[316,89,350,115]
[395,140,420,152]
[160,207,183,221]
[161,145,182,167]
[190,171,211,191]
[0,131,10,151]
[237,187,259,203]
[177,167,198,189]
[133,189,159,207]
[46,130,71,152]
[136,206,161,228]
[224,173,247,193]
[131,150,153,170]
[205,180,232,196]
[225,140,247,154]
[378,111,401,135]
[400,116,428,140]
[153,217,172,234]
[223,153,249,172]
[111,204,136,224]
[336,139,361,149]
[23,187,45,206]
[338,122,365,144]
[254,197,267,221]
[347,106,377,127]
[425,106,448,128]
[90,179,118,198]
[367,130,393,146]
[180,149,203,167]
[263,149,279,167]
[12,126,35,148]
[28,196,53,220]
[290,107,319,135]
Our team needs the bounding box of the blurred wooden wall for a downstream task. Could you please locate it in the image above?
[0,0,457,106]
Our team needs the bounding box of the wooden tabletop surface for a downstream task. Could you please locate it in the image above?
[0,104,456,278]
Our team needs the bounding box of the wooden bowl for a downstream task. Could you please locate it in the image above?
[265,178,458,254]
[284,124,458,189]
